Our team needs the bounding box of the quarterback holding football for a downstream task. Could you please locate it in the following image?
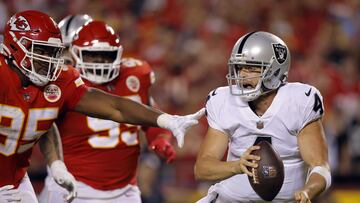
[195,31,331,203]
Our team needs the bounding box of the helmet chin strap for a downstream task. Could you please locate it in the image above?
[28,72,49,86]
[239,91,262,102]
[240,82,280,102]
[17,64,49,86]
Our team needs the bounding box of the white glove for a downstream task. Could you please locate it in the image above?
[50,160,77,203]
[0,185,21,203]
[157,108,205,148]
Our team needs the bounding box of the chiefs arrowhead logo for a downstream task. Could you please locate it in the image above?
[10,16,31,31]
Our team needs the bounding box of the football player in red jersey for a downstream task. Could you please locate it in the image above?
[38,19,177,203]
[0,10,204,203]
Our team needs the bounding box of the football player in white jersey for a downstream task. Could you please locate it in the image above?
[195,31,330,203]
[57,14,93,65]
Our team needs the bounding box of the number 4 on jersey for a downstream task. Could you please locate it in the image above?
[313,93,324,115]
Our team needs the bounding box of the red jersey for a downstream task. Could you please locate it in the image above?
[58,58,155,190]
[0,56,87,187]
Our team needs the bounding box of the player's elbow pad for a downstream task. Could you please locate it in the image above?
[307,166,331,192]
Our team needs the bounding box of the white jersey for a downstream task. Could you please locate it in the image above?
[203,82,324,202]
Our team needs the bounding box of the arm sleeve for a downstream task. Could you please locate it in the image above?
[299,87,324,130]
[205,90,226,134]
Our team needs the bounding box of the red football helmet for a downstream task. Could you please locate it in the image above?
[71,21,123,84]
[1,10,64,86]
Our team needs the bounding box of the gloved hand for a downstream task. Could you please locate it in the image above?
[149,137,176,163]
[0,185,21,203]
[157,108,205,148]
[50,160,77,203]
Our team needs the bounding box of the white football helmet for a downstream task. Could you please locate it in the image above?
[226,31,290,101]
[58,14,93,47]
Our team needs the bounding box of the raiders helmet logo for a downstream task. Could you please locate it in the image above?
[10,16,30,31]
[272,43,287,64]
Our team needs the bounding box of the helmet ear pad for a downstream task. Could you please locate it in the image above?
[262,67,281,90]
[262,53,289,91]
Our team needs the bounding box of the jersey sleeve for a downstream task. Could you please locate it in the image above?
[128,58,154,105]
[205,89,226,134]
[63,69,88,110]
[299,86,324,130]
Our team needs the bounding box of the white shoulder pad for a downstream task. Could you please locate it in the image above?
[205,87,228,133]
[287,83,324,131]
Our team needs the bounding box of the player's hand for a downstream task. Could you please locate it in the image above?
[294,189,311,203]
[0,185,21,203]
[157,108,205,148]
[237,146,260,176]
[149,137,176,163]
[50,160,77,203]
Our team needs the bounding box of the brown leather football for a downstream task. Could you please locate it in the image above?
[247,140,284,201]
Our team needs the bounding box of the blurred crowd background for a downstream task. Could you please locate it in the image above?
[1,0,360,202]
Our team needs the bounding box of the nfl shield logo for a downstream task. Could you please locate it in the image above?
[256,121,264,129]
[262,165,277,178]
[272,43,287,64]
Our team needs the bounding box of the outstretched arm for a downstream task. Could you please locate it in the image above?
[295,119,330,202]
[74,87,161,126]
[74,87,205,147]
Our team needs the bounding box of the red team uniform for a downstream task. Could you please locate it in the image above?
[57,58,160,190]
[1,11,189,203]
[37,20,175,203]
[0,57,87,187]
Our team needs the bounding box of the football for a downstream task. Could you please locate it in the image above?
[247,140,284,201]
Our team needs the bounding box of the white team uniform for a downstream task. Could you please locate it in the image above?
[198,82,324,203]
[38,174,141,203]
[18,173,38,203]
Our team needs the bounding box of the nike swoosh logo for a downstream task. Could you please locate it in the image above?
[212,89,217,96]
[305,88,312,96]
